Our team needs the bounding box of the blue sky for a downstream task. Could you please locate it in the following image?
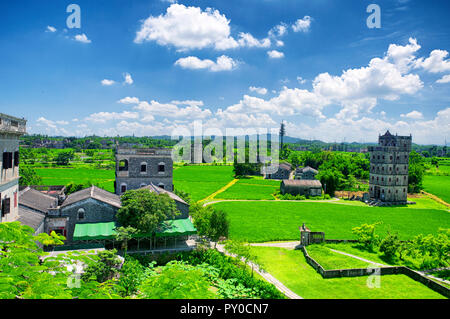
[0,0,449,144]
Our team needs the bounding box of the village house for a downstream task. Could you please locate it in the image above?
[265,162,292,180]
[294,166,318,180]
[280,179,323,197]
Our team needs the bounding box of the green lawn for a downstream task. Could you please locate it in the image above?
[305,244,373,269]
[34,168,115,192]
[216,177,280,200]
[173,165,235,202]
[423,175,450,204]
[252,246,446,299]
[213,201,450,242]
[322,242,393,266]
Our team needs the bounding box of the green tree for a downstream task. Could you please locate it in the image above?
[138,261,216,299]
[317,168,343,196]
[117,189,179,234]
[55,150,75,166]
[379,232,400,262]
[82,249,122,283]
[114,226,137,255]
[19,167,43,186]
[191,204,229,246]
[352,222,382,252]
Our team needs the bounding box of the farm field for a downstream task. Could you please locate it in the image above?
[212,201,450,242]
[251,246,445,299]
[215,177,280,200]
[423,175,450,204]
[33,168,115,192]
[173,165,235,202]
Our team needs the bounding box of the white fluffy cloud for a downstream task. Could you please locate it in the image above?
[292,16,312,32]
[74,33,91,43]
[85,111,140,123]
[134,4,238,50]
[117,97,212,120]
[436,75,450,83]
[123,73,133,85]
[101,79,115,86]
[249,86,268,95]
[134,3,276,52]
[174,55,237,72]
[401,110,424,119]
[267,50,284,59]
[415,49,450,73]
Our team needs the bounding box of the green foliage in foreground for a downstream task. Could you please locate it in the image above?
[0,221,282,299]
[250,246,446,299]
[214,201,450,242]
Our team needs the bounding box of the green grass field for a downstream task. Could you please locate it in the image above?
[212,201,450,242]
[33,168,115,192]
[423,175,450,204]
[173,165,235,202]
[216,177,280,200]
[305,244,373,269]
[251,246,445,299]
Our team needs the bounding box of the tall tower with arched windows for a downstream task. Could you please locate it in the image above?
[368,131,412,204]
[115,147,173,195]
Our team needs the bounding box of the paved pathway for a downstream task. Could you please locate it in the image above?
[328,249,389,267]
[214,243,303,299]
[250,241,301,250]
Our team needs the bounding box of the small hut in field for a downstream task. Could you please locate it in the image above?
[280,179,322,197]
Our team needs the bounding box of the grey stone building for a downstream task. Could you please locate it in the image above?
[368,130,412,204]
[295,166,318,180]
[265,162,292,180]
[0,113,26,223]
[115,147,173,194]
[281,180,323,197]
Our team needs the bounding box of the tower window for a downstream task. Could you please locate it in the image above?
[121,184,127,193]
[140,162,147,172]
[119,159,128,171]
[158,163,165,172]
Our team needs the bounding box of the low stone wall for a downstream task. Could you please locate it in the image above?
[301,246,450,298]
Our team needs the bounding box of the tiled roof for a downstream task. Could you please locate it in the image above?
[19,187,58,213]
[282,179,322,187]
[17,207,45,231]
[61,186,121,208]
[139,183,187,205]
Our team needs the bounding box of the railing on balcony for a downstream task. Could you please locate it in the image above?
[0,113,26,134]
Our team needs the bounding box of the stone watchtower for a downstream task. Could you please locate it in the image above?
[115,147,173,195]
[368,131,412,204]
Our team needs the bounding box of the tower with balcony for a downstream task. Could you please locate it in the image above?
[368,130,412,204]
[0,113,27,222]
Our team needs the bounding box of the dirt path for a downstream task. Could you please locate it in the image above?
[199,179,238,202]
[214,243,303,299]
